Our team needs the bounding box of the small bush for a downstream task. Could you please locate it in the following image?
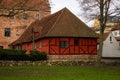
[30,50,47,61]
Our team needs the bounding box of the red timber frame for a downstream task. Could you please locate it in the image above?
[48,37,97,55]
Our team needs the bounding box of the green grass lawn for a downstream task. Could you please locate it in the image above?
[0,65,120,80]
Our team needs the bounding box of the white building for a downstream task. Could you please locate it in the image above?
[102,24,120,58]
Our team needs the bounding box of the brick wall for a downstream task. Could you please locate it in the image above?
[0,6,50,49]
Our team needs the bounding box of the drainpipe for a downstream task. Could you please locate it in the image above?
[32,27,35,50]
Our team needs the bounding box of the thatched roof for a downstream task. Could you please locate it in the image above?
[10,8,98,45]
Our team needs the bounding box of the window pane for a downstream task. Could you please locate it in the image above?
[0,46,3,49]
[110,36,112,41]
[40,42,42,48]
[4,28,11,37]
[9,11,14,19]
[60,41,64,48]
[26,44,28,50]
[74,38,79,46]
[35,14,40,20]
[115,32,117,36]
[64,42,68,48]
[23,13,28,20]
[60,41,68,48]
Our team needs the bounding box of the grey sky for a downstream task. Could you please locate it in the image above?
[50,0,94,27]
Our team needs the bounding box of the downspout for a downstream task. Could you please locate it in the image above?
[32,27,35,50]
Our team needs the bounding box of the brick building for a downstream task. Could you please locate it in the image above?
[0,0,50,49]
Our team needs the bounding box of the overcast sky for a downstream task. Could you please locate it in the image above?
[50,0,94,27]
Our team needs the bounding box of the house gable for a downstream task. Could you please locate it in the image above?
[102,32,120,57]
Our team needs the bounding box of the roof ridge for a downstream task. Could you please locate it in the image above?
[45,8,66,36]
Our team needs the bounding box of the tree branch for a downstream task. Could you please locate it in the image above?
[0,0,49,17]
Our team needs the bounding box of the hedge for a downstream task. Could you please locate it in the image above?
[30,50,47,61]
[0,49,47,61]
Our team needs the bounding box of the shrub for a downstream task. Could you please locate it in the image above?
[0,49,47,61]
[0,49,27,61]
[30,50,47,61]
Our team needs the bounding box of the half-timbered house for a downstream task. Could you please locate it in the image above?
[10,8,98,61]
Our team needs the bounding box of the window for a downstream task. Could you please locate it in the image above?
[0,46,3,49]
[119,42,120,50]
[40,42,42,48]
[35,14,40,20]
[16,34,20,36]
[110,36,112,42]
[9,11,14,19]
[35,43,36,48]
[4,28,11,37]
[26,44,28,50]
[74,38,79,46]
[60,41,68,48]
[23,13,28,20]
[115,32,117,36]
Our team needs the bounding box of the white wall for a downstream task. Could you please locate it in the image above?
[112,30,120,37]
[102,33,120,57]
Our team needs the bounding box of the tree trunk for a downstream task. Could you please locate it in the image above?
[97,30,104,66]
[97,0,104,66]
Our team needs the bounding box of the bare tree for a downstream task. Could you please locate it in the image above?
[0,0,50,17]
[77,0,120,65]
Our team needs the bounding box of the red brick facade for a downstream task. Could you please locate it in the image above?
[0,0,50,49]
